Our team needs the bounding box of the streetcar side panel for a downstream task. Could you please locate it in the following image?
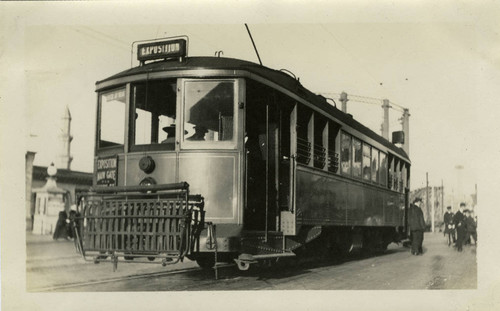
[295,166,405,228]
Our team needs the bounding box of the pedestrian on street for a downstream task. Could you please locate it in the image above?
[465,209,477,245]
[408,197,426,255]
[453,202,466,252]
[53,210,70,240]
[443,206,455,246]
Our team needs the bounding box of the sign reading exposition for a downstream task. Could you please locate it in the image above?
[96,156,118,186]
[137,39,187,62]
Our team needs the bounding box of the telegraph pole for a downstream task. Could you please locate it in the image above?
[441,179,444,214]
[427,172,434,232]
[381,99,390,140]
[402,108,410,155]
[340,92,349,113]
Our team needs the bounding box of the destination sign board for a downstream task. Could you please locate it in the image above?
[96,155,118,186]
[137,39,187,62]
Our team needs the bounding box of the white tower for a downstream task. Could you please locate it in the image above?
[57,106,73,170]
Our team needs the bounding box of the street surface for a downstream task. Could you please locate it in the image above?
[26,231,476,291]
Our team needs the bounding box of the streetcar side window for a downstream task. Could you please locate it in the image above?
[98,87,126,149]
[392,158,400,191]
[379,152,387,187]
[402,163,407,190]
[183,80,235,146]
[352,137,362,178]
[388,155,394,189]
[296,105,313,165]
[371,148,379,183]
[396,159,402,192]
[340,132,351,175]
[130,79,177,151]
[313,113,327,169]
[327,121,340,173]
[362,143,371,181]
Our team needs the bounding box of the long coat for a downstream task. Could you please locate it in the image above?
[453,211,466,232]
[465,216,477,233]
[408,204,426,231]
[443,211,454,234]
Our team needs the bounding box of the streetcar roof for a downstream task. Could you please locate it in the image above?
[97,57,409,161]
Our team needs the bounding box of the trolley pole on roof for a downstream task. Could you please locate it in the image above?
[245,24,263,66]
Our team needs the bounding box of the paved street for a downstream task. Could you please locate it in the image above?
[27,231,476,291]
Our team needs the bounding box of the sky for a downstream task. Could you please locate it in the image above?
[3,1,499,202]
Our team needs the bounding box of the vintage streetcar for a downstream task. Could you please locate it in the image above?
[73,36,411,271]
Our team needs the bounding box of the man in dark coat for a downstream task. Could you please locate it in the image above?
[408,197,426,255]
[443,206,455,246]
[53,211,70,240]
[465,209,477,245]
[453,202,467,252]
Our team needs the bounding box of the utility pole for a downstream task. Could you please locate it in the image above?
[475,183,478,206]
[441,179,444,214]
[381,99,390,140]
[339,92,349,113]
[402,108,410,155]
[427,172,434,232]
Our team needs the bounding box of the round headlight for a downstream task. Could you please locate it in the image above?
[139,156,155,174]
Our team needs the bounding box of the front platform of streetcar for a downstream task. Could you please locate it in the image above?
[75,45,249,268]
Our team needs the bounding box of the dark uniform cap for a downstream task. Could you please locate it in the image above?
[413,197,423,203]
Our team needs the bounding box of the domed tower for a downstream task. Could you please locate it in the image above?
[57,106,73,170]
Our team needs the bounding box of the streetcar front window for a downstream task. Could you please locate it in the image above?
[131,79,177,150]
[183,80,236,147]
[98,87,126,149]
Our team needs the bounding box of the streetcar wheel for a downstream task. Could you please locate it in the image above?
[235,259,251,271]
[196,256,215,269]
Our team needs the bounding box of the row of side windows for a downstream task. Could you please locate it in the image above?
[295,105,340,173]
[340,131,392,189]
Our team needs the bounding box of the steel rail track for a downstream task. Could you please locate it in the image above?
[30,263,234,292]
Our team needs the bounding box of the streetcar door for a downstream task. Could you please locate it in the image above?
[244,95,278,231]
[280,104,297,236]
[243,82,295,233]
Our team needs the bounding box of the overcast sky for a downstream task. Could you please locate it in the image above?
[2,1,499,203]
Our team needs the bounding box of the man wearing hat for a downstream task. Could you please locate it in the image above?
[453,202,467,252]
[161,125,176,149]
[408,197,426,255]
[187,125,208,141]
[464,209,477,246]
[443,206,455,246]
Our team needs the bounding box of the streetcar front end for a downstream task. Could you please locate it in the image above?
[74,38,246,269]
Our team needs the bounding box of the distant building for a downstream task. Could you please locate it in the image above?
[28,163,92,231]
[26,107,92,232]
